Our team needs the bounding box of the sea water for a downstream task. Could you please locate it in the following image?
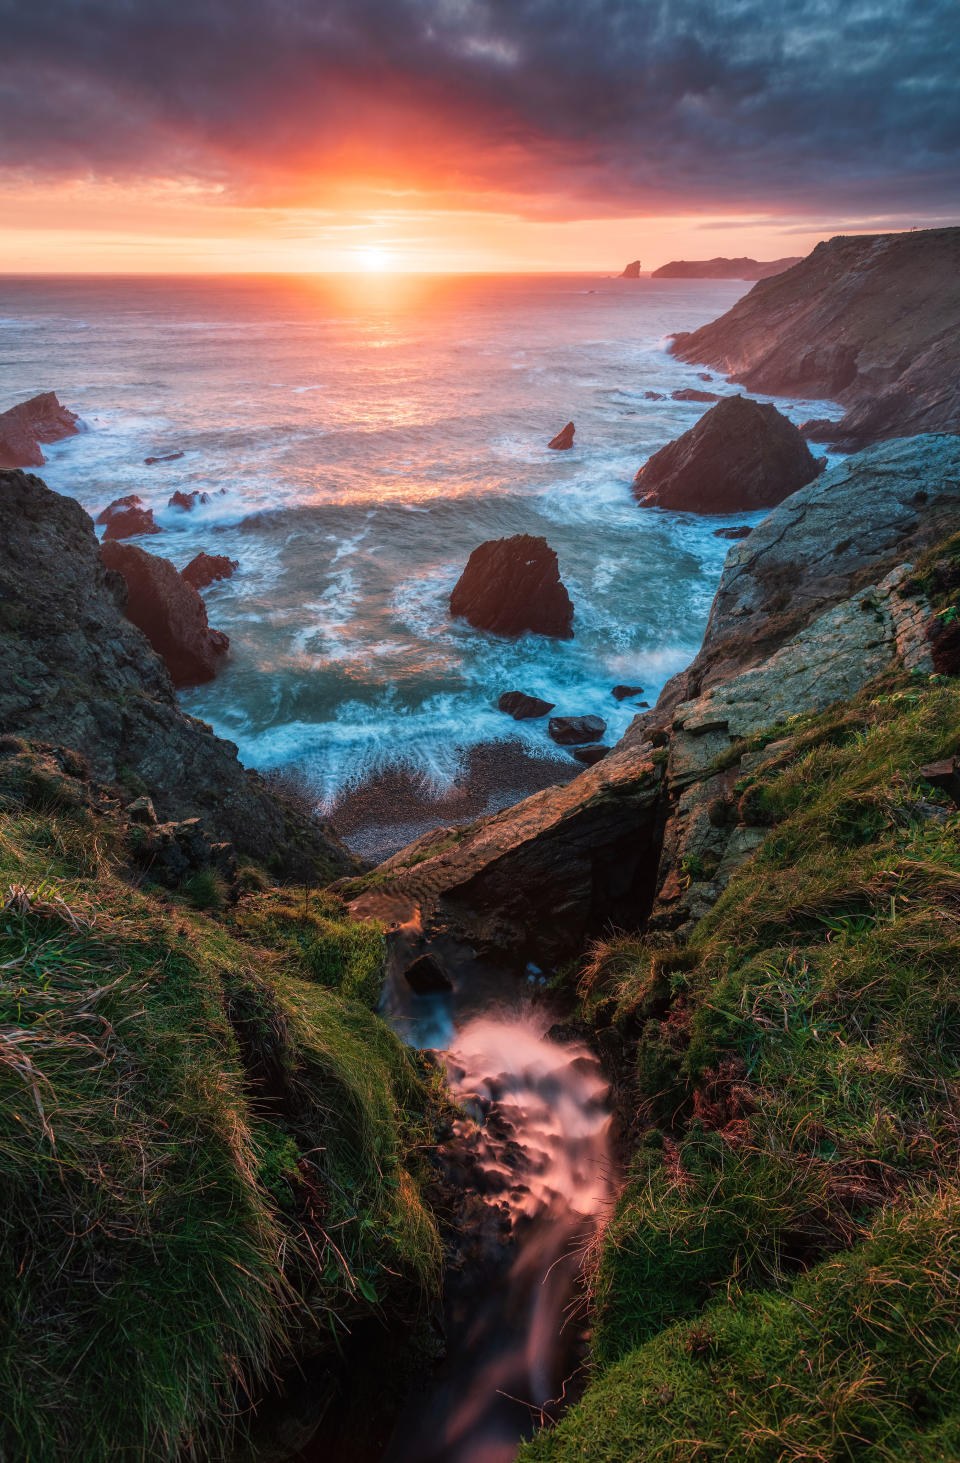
[0,272,844,839]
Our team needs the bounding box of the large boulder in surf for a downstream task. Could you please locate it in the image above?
[0,392,80,469]
[548,715,606,746]
[548,422,576,450]
[182,552,239,590]
[99,540,229,686]
[450,535,574,640]
[633,395,821,513]
[498,691,555,720]
[96,495,161,540]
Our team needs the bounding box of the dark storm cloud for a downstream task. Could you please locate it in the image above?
[0,0,958,215]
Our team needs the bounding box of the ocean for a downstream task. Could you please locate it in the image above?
[0,272,843,852]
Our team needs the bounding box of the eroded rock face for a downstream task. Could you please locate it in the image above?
[0,470,352,881]
[99,541,229,686]
[182,552,239,589]
[670,227,960,447]
[96,495,161,540]
[0,392,79,469]
[450,535,574,640]
[634,395,821,513]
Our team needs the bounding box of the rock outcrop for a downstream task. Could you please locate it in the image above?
[99,541,229,686]
[634,395,822,513]
[450,535,574,640]
[96,494,161,540]
[670,388,721,403]
[498,691,555,720]
[0,470,352,881]
[547,422,576,450]
[670,227,960,447]
[619,261,642,278]
[169,489,210,510]
[652,257,802,280]
[0,392,80,469]
[182,552,239,589]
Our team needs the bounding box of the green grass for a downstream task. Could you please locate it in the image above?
[0,799,440,1462]
[521,673,960,1461]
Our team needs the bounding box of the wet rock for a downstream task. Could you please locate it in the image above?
[96,494,161,540]
[450,534,574,640]
[182,552,239,589]
[403,954,453,994]
[698,373,714,381]
[498,691,555,720]
[671,388,722,402]
[99,540,228,686]
[168,489,209,511]
[643,391,665,401]
[0,392,80,469]
[548,715,606,746]
[612,684,644,701]
[714,525,753,540]
[547,422,576,450]
[144,451,184,465]
[634,395,822,514]
[573,745,610,765]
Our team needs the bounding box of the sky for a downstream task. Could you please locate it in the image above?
[0,0,958,273]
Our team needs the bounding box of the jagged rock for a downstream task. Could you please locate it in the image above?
[548,715,606,746]
[145,452,184,465]
[612,685,644,701]
[182,553,239,589]
[0,392,79,469]
[403,954,453,993]
[671,388,721,403]
[548,422,576,450]
[714,526,752,540]
[96,495,161,540]
[573,745,610,765]
[620,261,642,278]
[168,489,209,510]
[498,691,555,720]
[0,470,353,881]
[634,396,821,513]
[99,541,229,687]
[670,227,960,447]
[450,535,574,640]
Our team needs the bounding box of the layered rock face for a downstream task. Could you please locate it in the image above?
[0,470,353,881]
[670,227,960,447]
[450,534,574,639]
[99,541,229,686]
[0,392,79,468]
[652,257,801,280]
[634,395,821,512]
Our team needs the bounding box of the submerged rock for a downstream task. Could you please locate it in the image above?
[643,391,665,401]
[634,395,821,513]
[450,535,574,640]
[548,421,576,450]
[714,526,753,540]
[671,388,721,403]
[0,392,80,469]
[498,691,555,720]
[182,552,239,590]
[99,540,229,686]
[612,684,644,701]
[168,489,210,511]
[548,715,606,746]
[145,451,184,465]
[97,494,161,540]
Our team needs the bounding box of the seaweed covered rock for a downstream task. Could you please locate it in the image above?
[450,535,574,640]
[634,395,821,513]
[99,541,229,686]
[0,469,353,880]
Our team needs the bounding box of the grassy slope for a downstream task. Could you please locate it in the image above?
[0,798,440,1462]
[522,670,960,1461]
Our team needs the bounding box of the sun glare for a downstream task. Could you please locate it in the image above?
[357,246,393,271]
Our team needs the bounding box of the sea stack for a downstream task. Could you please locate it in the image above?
[619,260,642,278]
[548,421,576,450]
[450,534,574,639]
[634,395,821,513]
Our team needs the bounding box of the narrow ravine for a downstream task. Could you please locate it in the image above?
[380,938,614,1463]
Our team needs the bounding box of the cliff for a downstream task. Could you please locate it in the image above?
[670,227,960,447]
[652,256,801,280]
[0,469,354,882]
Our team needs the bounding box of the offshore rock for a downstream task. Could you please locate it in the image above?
[182,552,239,589]
[634,395,821,513]
[97,494,161,540]
[670,227,960,447]
[548,715,606,746]
[168,489,210,510]
[0,470,352,881]
[548,422,576,450]
[498,691,555,720]
[99,541,229,687]
[619,260,642,278]
[670,388,721,403]
[0,392,80,469]
[450,535,574,640]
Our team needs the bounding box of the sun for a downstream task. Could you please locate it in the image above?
[357,246,392,271]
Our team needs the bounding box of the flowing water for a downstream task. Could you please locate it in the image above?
[0,272,843,855]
